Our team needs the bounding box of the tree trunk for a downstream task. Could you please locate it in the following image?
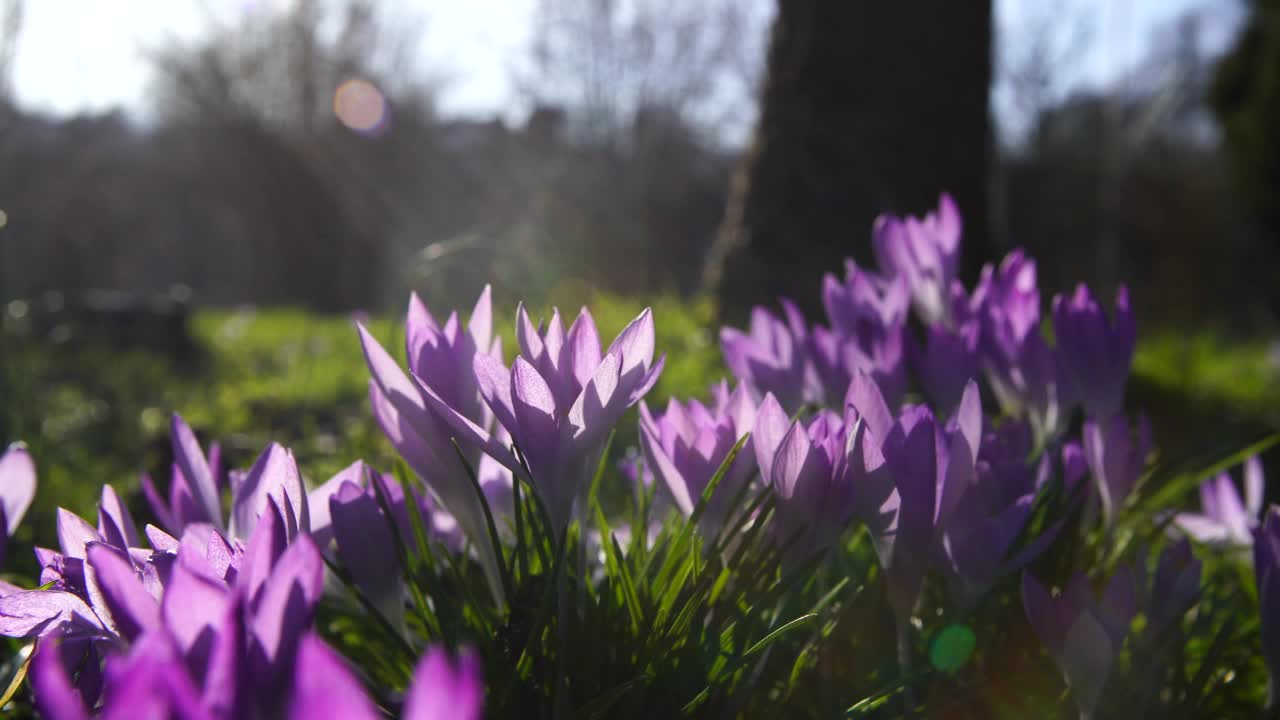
[707,0,992,322]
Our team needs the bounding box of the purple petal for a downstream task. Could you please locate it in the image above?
[237,499,287,607]
[511,357,564,483]
[203,593,248,719]
[515,303,545,361]
[331,483,404,627]
[140,472,177,535]
[467,285,494,352]
[100,631,209,720]
[769,421,812,500]
[306,460,366,549]
[605,307,655,384]
[0,590,103,638]
[639,403,693,516]
[844,371,894,445]
[162,560,229,661]
[369,382,440,487]
[564,308,603,391]
[751,393,790,487]
[474,352,519,436]
[0,447,36,536]
[170,414,223,531]
[250,535,324,679]
[1245,456,1265,518]
[144,525,180,554]
[98,484,140,550]
[414,374,519,472]
[86,543,159,641]
[31,640,91,720]
[403,647,485,720]
[566,351,625,449]
[290,634,380,720]
[230,442,308,541]
[57,509,101,560]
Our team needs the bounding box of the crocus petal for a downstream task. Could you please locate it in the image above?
[413,374,519,472]
[171,414,223,531]
[32,640,91,720]
[639,403,693,516]
[564,308,603,391]
[331,483,404,629]
[140,472,177,535]
[566,351,624,449]
[85,543,159,642]
[250,535,324,679]
[844,371,894,444]
[289,634,380,720]
[0,447,36,536]
[368,383,439,486]
[474,352,519,435]
[751,393,790,487]
[0,590,103,638]
[403,647,485,720]
[57,509,102,560]
[467,285,493,352]
[515,303,545,361]
[98,484,140,550]
[231,443,308,541]
[162,560,229,662]
[1245,457,1266,518]
[100,631,209,720]
[769,421,812,500]
[306,460,366,549]
[605,308,655,384]
[144,525,180,554]
[203,593,247,720]
[237,499,287,608]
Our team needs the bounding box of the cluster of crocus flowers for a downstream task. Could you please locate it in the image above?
[0,420,479,718]
[5,190,1280,716]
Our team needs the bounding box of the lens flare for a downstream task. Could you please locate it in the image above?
[333,78,390,136]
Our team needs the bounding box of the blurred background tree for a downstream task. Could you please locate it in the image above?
[708,0,993,320]
[1211,0,1280,316]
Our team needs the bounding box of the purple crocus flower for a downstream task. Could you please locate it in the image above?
[972,251,1073,441]
[140,417,311,544]
[0,445,37,571]
[939,420,1062,605]
[1052,284,1136,419]
[140,415,225,535]
[720,301,809,412]
[845,372,982,619]
[821,259,910,343]
[358,286,509,602]
[401,646,485,720]
[1254,506,1280,704]
[1175,456,1264,547]
[421,305,664,533]
[907,319,980,418]
[872,193,962,326]
[1022,568,1136,718]
[638,381,757,533]
[285,638,485,720]
[330,479,407,632]
[751,393,892,562]
[1139,539,1202,638]
[1082,413,1152,527]
[806,323,907,411]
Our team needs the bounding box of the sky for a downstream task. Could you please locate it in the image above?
[6,0,1245,124]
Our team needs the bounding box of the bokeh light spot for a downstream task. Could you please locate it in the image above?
[333,78,390,136]
[929,624,976,673]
